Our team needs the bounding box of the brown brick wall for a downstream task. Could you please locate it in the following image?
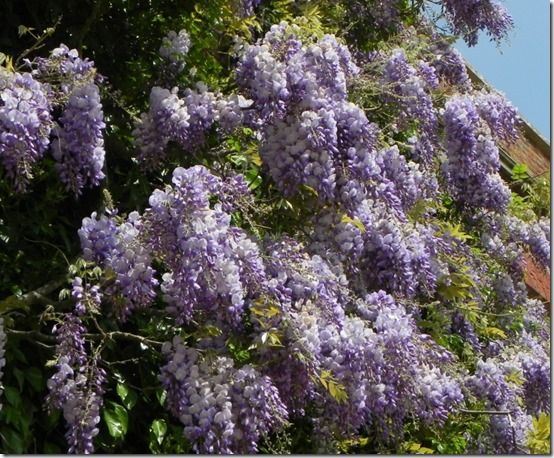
[501,130,550,177]
[523,253,551,308]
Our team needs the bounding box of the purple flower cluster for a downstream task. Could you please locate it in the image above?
[429,43,472,91]
[71,276,102,316]
[0,71,52,191]
[160,337,288,453]
[253,260,463,447]
[35,46,106,194]
[143,166,263,325]
[442,95,511,211]
[51,83,106,195]
[237,0,262,18]
[473,90,519,142]
[134,84,249,170]
[133,86,190,170]
[33,44,96,87]
[159,30,191,66]
[441,0,514,46]
[466,355,538,453]
[521,354,550,415]
[526,221,550,270]
[239,25,401,207]
[382,49,438,164]
[451,311,481,351]
[79,211,158,320]
[46,313,105,454]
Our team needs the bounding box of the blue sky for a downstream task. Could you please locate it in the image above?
[455,0,550,141]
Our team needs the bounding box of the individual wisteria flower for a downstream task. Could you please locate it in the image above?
[159,337,288,453]
[46,313,105,454]
[51,83,106,195]
[441,0,514,46]
[0,318,6,411]
[0,71,52,191]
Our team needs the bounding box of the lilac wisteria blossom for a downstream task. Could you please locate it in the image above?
[46,314,105,454]
[51,83,106,195]
[0,71,52,191]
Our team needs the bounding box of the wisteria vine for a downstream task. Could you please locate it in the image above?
[0,0,549,455]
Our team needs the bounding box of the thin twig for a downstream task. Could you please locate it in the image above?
[7,328,162,348]
[459,408,511,415]
[85,331,163,348]
[7,329,56,344]
[15,18,61,68]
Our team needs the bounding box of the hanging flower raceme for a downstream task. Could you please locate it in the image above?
[442,95,511,211]
[78,211,158,320]
[0,71,52,191]
[46,313,106,454]
[51,82,105,195]
[159,337,288,454]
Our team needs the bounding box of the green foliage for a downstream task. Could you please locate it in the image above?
[509,163,551,221]
[103,401,129,439]
[315,369,349,404]
[527,413,550,454]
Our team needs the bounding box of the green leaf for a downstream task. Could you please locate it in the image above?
[116,383,138,410]
[13,368,25,391]
[318,370,348,403]
[406,442,434,454]
[482,326,507,340]
[528,413,550,453]
[4,386,21,407]
[18,25,33,37]
[102,402,128,439]
[150,419,167,445]
[2,427,24,453]
[511,163,529,181]
[25,367,43,392]
[340,214,366,233]
[156,389,167,407]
